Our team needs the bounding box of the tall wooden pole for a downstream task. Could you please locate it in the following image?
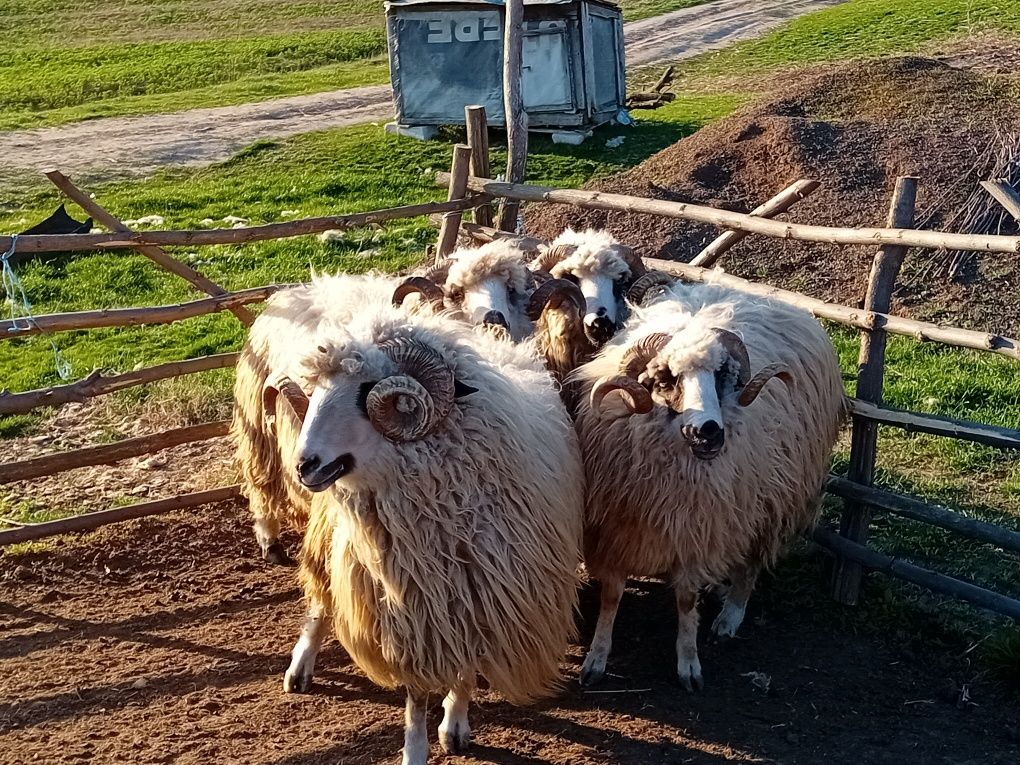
[832,176,918,604]
[465,105,494,228]
[435,144,473,263]
[497,0,527,232]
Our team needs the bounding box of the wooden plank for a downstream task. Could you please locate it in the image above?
[834,176,918,605]
[0,352,238,416]
[0,420,230,484]
[465,106,494,228]
[438,174,1020,255]
[436,144,473,262]
[981,180,1020,222]
[811,526,1020,621]
[497,0,528,232]
[3,197,488,254]
[848,399,1020,450]
[45,170,255,326]
[1,285,284,339]
[825,476,1020,555]
[0,485,242,546]
[690,179,821,267]
[459,224,1020,362]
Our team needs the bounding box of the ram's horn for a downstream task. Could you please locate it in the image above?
[627,270,675,306]
[613,244,647,281]
[392,276,445,309]
[621,332,671,380]
[712,328,751,387]
[526,278,585,321]
[531,243,577,273]
[737,364,794,407]
[261,376,309,434]
[368,338,455,440]
[590,375,653,415]
[420,262,451,285]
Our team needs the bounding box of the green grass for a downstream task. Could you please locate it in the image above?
[683,0,1020,76]
[0,0,712,130]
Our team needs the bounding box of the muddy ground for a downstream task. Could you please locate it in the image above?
[1,501,1017,765]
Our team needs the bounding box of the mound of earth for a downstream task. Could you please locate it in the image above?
[528,56,1020,334]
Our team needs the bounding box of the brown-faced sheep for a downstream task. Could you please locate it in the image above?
[572,279,845,690]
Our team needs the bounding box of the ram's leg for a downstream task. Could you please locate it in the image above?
[711,559,761,639]
[283,597,329,693]
[675,588,703,691]
[579,574,625,687]
[438,675,474,754]
[253,510,291,565]
[402,691,429,765]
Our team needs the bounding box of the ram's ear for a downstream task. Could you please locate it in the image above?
[454,379,478,398]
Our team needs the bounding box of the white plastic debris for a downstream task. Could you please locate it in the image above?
[123,215,165,227]
[223,215,248,225]
[605,136,626,149]
[280,210,299,217]
[319,230,345,243]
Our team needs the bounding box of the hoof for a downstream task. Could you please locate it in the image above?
[263,542,294,566]
[678,662,704,693]
[578,654,607,688]
[283,670,313,694]
[710,601,746,641]
[439,722,471,754]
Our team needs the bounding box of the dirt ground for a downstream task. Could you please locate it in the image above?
[1,500,1017,765]
[0,0,845,182]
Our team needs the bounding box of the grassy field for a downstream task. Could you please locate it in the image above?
[2,0,1019,675]
[1,0,710,130]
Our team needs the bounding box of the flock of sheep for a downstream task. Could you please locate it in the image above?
[229,228,846,764]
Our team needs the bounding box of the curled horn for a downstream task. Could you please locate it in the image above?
[590,375,653,416]
[261,376,309,434]
[712,328,751,387]
[622,332,671,380]
[737,363,794,407]
[627,270,675,306]
[531,243,576,273]
[613,244,646,281]
[420,262,450,285]
[590,332,671,417]
[526,278,585,321]
[392,276,445,309]
[367,338,455,441]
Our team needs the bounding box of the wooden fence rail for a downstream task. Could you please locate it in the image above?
[440,174,1020,254]
[0,352,238,415]
[848,399,1020,450]
[811,526,1020,620]
[0,420,230,484]
[1,285,285,339]
[1,196,487,254]
[0,485,242,546]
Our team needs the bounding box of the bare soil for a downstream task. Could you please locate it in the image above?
[528,55,1020,335]
[0,0,845,183]
[1,501,1018,764]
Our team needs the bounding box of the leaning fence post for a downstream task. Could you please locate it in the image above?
[465,105,494,228]
[832,175,918,604]
[435,144,473,264]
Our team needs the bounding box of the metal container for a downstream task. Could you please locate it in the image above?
[385,0,626,133]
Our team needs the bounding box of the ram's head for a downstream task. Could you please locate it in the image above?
[590,328,794,460]
[532,230,646,347]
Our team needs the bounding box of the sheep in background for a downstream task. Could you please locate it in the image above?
[573,280,845,690]
[284,302,583,764]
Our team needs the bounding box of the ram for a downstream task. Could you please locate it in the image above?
[283,302,583,764]
[573,279,845,690]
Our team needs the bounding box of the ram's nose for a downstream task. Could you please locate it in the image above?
[482,309,510,330]
[584,309,616,345]
[683,419,725,461]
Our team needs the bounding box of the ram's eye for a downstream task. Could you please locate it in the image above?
[356,382,375,414]
[655,380,671,392]
[446,287,463,302]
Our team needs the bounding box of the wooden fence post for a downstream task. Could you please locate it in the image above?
[44,170,255,326]
[497,0,527,233]
[435,144,473,263]
[465,105,494,228]
[832,176,918,604]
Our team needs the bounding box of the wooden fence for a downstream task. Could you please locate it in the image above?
[2,110,1018,623]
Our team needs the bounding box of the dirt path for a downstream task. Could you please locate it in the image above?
[0,0,844,182]
[1,504,1016,764]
